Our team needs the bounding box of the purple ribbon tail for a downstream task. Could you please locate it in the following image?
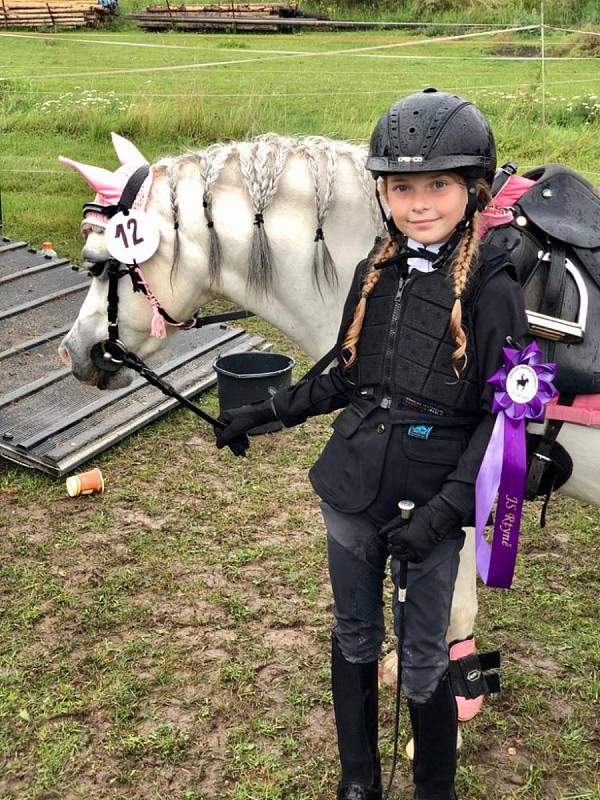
[475,413,527,589]
[488,417,526,588]
[475,412,504,585]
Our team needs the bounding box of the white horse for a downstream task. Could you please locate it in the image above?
[58,133,600,686]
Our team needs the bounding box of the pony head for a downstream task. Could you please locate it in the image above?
[58,133,172,389]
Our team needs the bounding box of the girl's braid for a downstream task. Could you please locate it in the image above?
[449,212,480,378]
[448,178,490,378]
[341,235,400,367]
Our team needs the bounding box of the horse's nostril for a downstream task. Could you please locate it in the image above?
[58,344,72,367]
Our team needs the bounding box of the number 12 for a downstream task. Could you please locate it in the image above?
[115,217,144,248]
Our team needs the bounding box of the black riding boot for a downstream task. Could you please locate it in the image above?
[409,673,458,800]
[331,636,382,800]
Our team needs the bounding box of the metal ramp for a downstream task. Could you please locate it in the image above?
[0,236,265,476]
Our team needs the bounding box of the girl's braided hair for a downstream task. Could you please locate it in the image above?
[341,175,491,378]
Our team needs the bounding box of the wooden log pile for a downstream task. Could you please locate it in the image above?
[129,2,324,32]
[0,0,114,29]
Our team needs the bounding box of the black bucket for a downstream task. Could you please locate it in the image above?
[214,351,295,434]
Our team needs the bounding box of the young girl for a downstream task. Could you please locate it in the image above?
[216,89,528,800]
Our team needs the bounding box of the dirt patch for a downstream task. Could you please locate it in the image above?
[510,641,564,678]
[264,627,316,651]
[479,740,533,793]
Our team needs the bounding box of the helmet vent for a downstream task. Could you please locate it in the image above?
[408,127,416,134]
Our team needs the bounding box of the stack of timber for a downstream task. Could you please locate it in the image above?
[0,0,114,29]
[129,2,325,32]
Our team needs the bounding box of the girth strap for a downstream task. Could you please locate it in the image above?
[526,393,574,525]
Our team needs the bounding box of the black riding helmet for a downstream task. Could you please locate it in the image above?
[367,88,496,186]
[367,89,496,240]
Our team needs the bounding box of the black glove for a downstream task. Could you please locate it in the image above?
[379,495,464,563]
[214,397,278,457]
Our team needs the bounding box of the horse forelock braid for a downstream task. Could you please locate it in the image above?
[341,236,399,368]
[449,213,480,378]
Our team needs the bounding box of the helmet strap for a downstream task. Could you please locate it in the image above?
[375,186,401,238]
[450,176,479,241]
[465,177,479,219]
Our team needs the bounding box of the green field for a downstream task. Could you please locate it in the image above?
[1,27,600,257]
[1,26,599,800]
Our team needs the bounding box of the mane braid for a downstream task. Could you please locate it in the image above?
[195,144,231,286]
[238,139,291,295]
[162,135,378,297]
[305,139,339,295]
[167,159,180,277]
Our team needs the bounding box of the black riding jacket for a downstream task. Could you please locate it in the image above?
[271,241,529,524]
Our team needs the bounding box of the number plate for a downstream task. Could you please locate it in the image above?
[105,210,160,264]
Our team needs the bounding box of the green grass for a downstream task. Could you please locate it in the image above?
[1,27,600,259]
[1,25,600,800]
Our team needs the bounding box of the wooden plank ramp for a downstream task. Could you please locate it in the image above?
[0,235,267,476]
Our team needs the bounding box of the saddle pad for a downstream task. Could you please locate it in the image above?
[544,394,600,427]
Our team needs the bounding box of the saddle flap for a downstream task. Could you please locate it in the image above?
[519,164,600,249]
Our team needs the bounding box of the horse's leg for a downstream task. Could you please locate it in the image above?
[447,526,477,642]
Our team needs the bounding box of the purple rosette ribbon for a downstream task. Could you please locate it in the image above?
[475,341,558,589]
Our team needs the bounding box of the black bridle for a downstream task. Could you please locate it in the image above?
[84,167,255,431]
[79,166,366,430]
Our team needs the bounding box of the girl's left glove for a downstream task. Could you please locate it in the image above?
[378,495,464,562]
[214,398,278,457]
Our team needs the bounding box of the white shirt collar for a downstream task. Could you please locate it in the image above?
[406,238,444,274]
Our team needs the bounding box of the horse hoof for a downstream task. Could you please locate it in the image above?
[379,649,397,688]
[405,728,463,761]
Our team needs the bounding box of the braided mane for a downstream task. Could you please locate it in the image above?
[163,134,382,295]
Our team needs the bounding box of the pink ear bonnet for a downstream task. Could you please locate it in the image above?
[59,133,150,225]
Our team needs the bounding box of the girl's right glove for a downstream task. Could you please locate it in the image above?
[214,398,278,457]
[378,494,464,562]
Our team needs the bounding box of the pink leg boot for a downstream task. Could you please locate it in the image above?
[449,636,484,722]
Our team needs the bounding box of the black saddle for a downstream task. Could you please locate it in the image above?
[484,163,600,395]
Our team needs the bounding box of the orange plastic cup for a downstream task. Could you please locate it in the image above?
[66,468,105,497]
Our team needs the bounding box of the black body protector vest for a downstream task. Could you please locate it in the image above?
[345,262,481,416]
